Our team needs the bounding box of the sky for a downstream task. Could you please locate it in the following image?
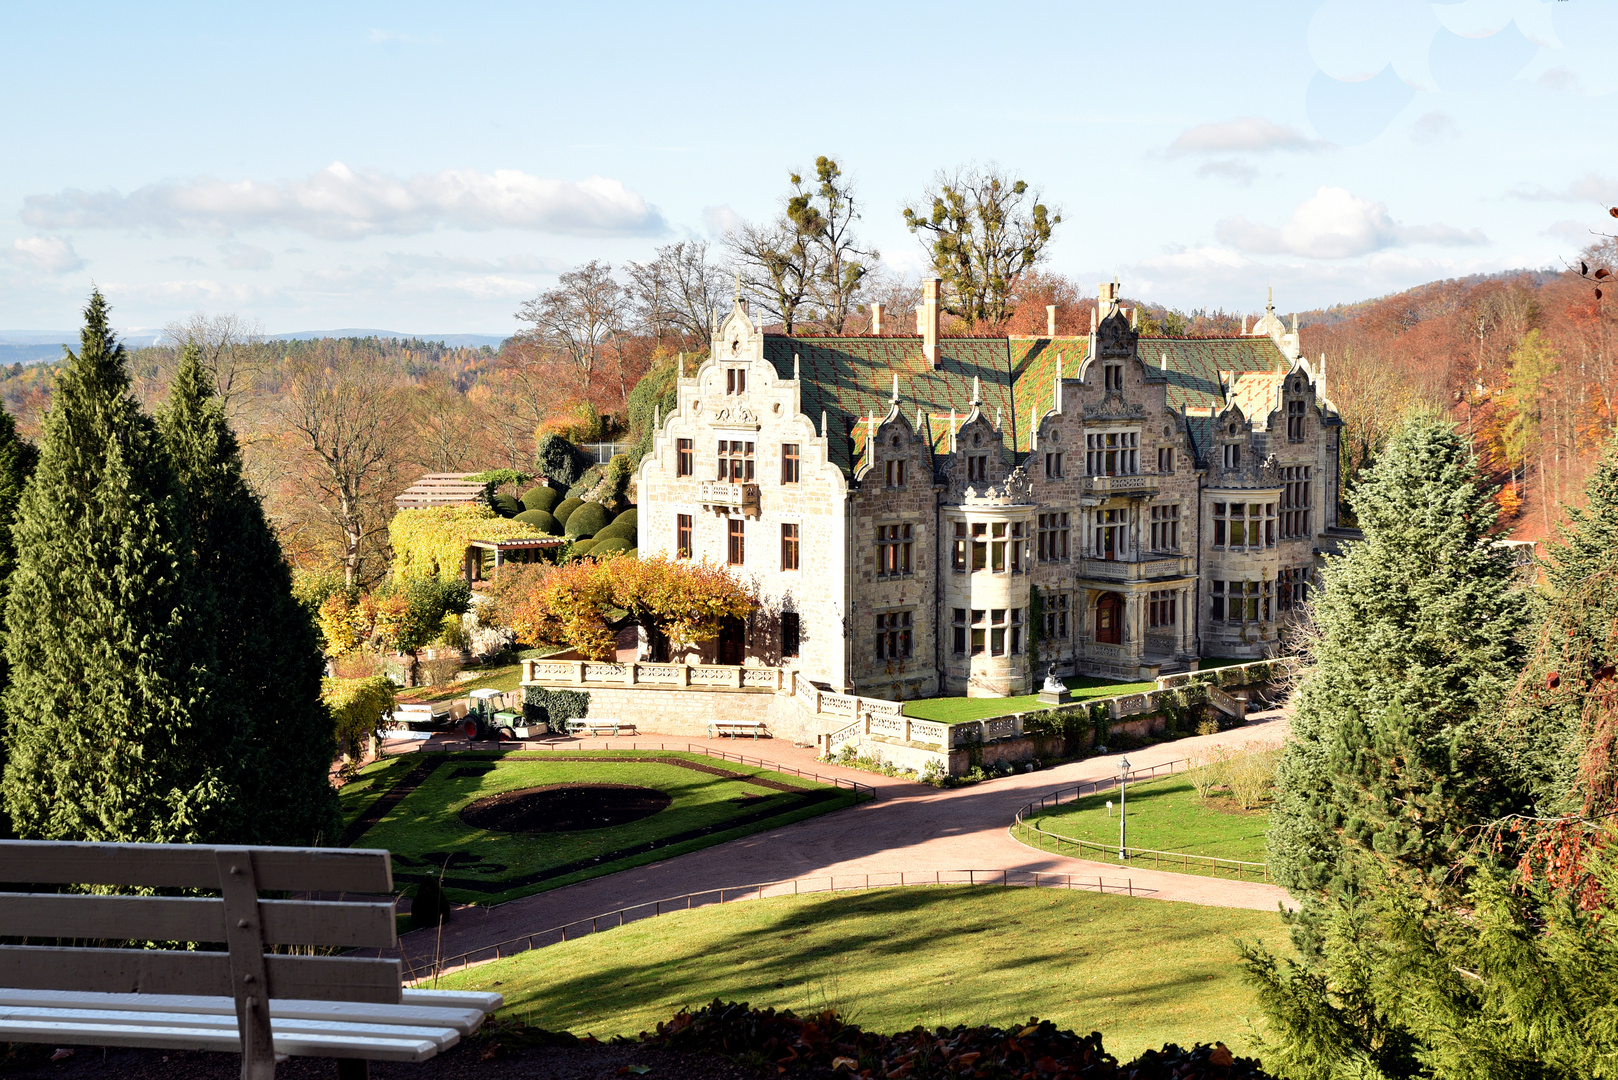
[1,0,1615,338]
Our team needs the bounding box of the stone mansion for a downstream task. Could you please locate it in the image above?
[636,281,1349,700]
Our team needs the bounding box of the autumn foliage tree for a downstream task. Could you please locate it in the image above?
[494,555,755,661]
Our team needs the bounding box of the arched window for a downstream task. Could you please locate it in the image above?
[1095,593,1123,645]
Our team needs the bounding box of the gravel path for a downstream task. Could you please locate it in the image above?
[390,712,1294,975]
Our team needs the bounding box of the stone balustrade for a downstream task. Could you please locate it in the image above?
[521,657,787,691]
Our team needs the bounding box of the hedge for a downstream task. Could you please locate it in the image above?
[321,675,396,757]
[524,685,590,728]
[388,504,552,581]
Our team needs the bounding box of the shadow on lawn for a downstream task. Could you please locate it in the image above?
[485,886,1246,1037]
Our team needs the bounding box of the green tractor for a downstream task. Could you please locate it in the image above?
[464,688,525,740]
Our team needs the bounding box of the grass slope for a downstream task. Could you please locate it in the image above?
[1022,774,1268,876]
[903,677,1155,723]
[340,751,857,904]
[440,886,1287,1059]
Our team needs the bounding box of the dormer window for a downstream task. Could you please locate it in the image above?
[968,455,988,482]
[1105,364,1123,391]
[1223,443,1241,469]
[726,367,747,394]
[885,458,907,486]
[1287,400,1306,442]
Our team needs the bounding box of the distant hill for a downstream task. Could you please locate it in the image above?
[274,329,509,348]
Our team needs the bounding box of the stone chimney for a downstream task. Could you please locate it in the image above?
[919,278,941,367]
[870,302,884,336]
[1046,305,1057,337]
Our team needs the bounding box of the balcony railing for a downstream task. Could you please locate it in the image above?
[1079,555,1192,581]
[1083,474,1154,495]
[697,481,760,516]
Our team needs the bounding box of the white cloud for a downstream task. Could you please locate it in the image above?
[1410,110,1459,143]
[21,162,667,240]
[221,242,273,270]
[702,204,742,237]
[1194,160,1260,185]
[1216,186,1487,259]
[9,235,84,274]
[1168,117,1324,156]
[384,251,562,275]
[1512,172,1618,203]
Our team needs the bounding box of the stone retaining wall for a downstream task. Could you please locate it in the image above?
[525,681,820,743]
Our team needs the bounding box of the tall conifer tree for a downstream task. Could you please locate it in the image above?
[1269,414,1528,896]
[0,410,38,836]
[159,344,339,845]
[1,291,220,841]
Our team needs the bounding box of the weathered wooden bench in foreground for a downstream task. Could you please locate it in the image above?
[0,840,501,1079]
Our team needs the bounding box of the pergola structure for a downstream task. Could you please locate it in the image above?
[464,536,568,584]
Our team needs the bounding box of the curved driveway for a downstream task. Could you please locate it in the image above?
[395,712,1293,973]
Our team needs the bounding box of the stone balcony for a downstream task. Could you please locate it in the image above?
[1081,474,1157,497]
[697,481,760,516]
[1079,555,1194,582]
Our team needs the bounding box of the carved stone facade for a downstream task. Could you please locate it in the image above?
[637,281,1347,699]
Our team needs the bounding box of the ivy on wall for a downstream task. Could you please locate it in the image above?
[388,504,552,581]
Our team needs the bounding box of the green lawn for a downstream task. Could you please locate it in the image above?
[439,885,1287,1059]
[340,751,859,904]
[903,677,1156,723]
[1020,772,1268,878]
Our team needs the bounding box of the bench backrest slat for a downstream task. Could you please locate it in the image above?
[0,842,392,893]
[0,894,396,949]
[0,946,403,1005]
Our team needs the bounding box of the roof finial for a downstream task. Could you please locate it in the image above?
[1266,286,1274,312]
[821,409,827,438]
[1290,312,1298,334]
[1160,351,1168,369]
[971,375,981,406]
[995,406,1002,430]
[794,352,800,380]
[735,271,742,304]
[891,372,900,404]
[654,403,660,431]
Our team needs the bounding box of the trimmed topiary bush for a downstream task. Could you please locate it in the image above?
[569,538,598,556]
[593,519,633,543]
[520,485,561,514]
[623,547,637,559]
[513,508,558,534]
[553,497,584,526]
[610,508,637,533]
[491,493,521,518]
[409,877,452,929]
[564,501,610,538]
[591,536,630,556]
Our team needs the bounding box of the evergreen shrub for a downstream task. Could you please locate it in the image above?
[409,876,452,929]
[564,502,610,538]
[513,509,558,534]
[570,539,598,556]
[520,485,561,514]
[535,433,591,489]
[491,493,521,518]
[590,536,630,556]
[553,498,584,527]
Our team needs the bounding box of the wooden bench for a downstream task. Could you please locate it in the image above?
[0,840,501,1079]
[708,720,768,740]
[565,718,632,737]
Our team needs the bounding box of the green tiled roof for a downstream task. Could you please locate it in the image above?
[763,337,1017,475]
[763,331,1291,476]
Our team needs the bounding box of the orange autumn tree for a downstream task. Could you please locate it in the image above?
[494,555,755,661]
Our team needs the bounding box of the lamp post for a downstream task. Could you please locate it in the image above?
[1118,755,1131,860]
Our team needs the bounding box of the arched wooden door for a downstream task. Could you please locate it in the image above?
[1095,593,1123,645]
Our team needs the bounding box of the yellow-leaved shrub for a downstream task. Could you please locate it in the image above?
[388,504,553,581]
